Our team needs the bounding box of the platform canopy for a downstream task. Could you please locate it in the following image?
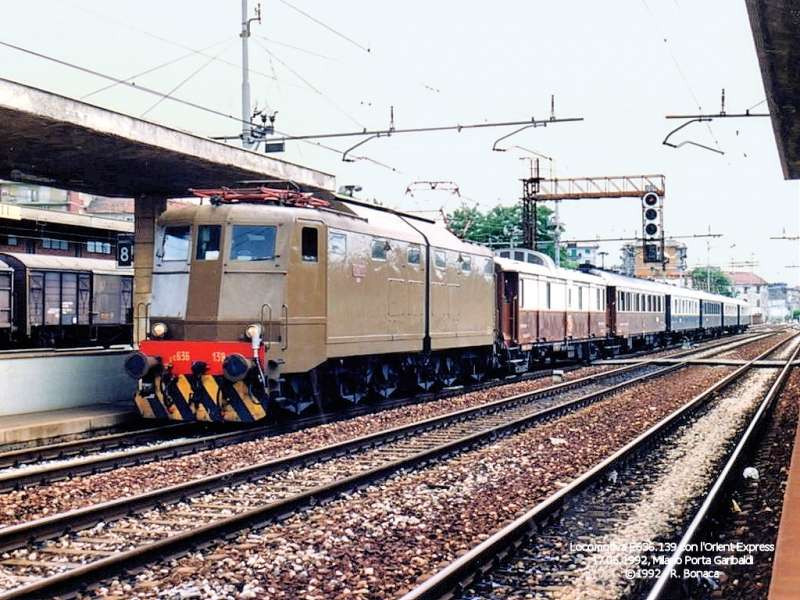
[0,78,335,198]
[747,0,800,180]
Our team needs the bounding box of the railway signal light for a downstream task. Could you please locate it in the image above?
[641,192,663,263]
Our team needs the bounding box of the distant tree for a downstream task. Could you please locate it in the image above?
[444,203,572,265]
[691,268,734,296]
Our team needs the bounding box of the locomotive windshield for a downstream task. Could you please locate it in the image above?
[230,225,276,261]
[161,225,191,261]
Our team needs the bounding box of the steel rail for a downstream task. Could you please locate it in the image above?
[0,336,779,599]
[0,331,766,492]
[642,340,800,600]
[397,334,796,600]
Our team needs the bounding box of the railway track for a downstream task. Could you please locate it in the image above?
[400,333,799,600]
[0,331,772,494]
[0,332,788,598]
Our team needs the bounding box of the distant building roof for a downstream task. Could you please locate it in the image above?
[725,271,768,286]
[85,197,196,216]
[84,197,135,215]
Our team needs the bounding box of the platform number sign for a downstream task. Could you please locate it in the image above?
[117,235,134,268]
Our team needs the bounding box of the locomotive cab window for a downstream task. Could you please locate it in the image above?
[231,225,276,261]
[302,227,319,262]
[196,225,221,260]
[161,225,191,261]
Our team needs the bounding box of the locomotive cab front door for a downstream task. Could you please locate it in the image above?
[186,224,223,335]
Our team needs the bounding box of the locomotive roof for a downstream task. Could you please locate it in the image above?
[0,252,133,276]
[161,196,492,257]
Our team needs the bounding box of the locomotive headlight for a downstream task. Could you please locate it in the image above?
[245,323,263,351]
[245,323,262,340]
[151,322,168,339]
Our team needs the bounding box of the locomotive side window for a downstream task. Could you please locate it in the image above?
[161,225,191,261]
[302,227,319,262]
[329,232,347,256]
[461,255,472,272]
[408,245,421,265]
[371,239,388,260]
[231,225,276,261]
[196,225,221,260]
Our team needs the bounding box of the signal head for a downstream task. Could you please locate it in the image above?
[642,192,659,206]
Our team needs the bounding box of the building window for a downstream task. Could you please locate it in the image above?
[6,235,17,246]
[87,241,112,254]
[42,237,69,250]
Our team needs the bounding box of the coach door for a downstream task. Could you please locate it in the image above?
[606,286,617,334]
[498,271,518,346]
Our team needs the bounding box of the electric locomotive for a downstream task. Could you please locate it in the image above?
[125,188,496,421]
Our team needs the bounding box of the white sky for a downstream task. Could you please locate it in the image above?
[1,0,798,285]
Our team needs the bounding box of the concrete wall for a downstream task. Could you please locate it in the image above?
[0,350,136,416]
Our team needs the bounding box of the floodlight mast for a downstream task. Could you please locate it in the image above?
[241,1,261,149]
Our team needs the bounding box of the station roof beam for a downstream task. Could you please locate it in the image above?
[0,78,335,199]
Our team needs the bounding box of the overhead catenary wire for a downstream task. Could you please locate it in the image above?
[141,40,236,117]
[641,0,723,153]
[82,37,236,100]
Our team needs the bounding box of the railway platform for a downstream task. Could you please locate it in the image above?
[0,406,138,446]
[769,403,800,599]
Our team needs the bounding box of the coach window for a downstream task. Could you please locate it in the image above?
[162,225,191,261]
[196,225,221,260]
[434,250,446,269]
[302,228,319,262]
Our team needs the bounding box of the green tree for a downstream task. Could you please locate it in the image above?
[691,268,734,296]
[445,202,571,264]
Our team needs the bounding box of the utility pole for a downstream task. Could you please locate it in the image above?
[241,1,261,149]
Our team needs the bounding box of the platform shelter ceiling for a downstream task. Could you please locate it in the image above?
[0,78,335,199]
[747,0,800,180]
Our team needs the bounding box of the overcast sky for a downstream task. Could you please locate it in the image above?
[1,0,797,285]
